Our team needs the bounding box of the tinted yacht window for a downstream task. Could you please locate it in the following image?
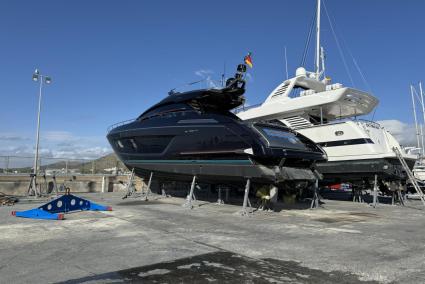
[258,127,308,151]
[116,136,173,154]
[139,103,192,120]
[134,136,173,153]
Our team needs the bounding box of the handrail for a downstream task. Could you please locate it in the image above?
[107,118,136,133]
[232,103,262,114]
[355,119,382,128]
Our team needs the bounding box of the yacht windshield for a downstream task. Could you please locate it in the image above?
[138,103,193,120]
[258,126,309,151]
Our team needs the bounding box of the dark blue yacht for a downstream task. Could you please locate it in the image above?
[107,63,326,186]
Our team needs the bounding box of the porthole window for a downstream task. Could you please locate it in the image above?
[335,131,344,136]
[130,139,138,150]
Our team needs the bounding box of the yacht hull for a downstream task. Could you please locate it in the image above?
[107,102,325,186]
[108,119,324,186]
[123,159,316,185]
[316,157,415,184]
[289,120,416,185]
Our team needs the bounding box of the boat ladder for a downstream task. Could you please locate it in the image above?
[393,147,425,206]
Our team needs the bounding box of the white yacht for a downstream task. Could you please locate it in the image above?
[237,0,416,188]
[413,165,425,181]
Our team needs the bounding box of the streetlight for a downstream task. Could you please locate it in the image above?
[31,69,52,196]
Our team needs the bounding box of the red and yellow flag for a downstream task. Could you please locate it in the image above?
[244,52,253,68]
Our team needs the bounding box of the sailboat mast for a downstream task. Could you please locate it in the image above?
[411,85,421,150]
[419,81,425,156]
[315,0,321,80]
[421,125,425,156]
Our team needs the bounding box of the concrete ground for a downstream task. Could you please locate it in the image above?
[0,192,425,283]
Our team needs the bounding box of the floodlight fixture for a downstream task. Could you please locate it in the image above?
[32,69,39,81]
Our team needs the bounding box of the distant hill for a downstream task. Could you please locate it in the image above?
[53,153,127,174]
[81,153,127,172]
[2,153,127,174]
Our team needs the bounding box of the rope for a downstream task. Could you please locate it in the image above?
[371,107,377,121]
[324,1,373,93]
[348,50,373,93]
[322,0,355,87]
[300,10,316,67]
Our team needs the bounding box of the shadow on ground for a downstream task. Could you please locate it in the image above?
[57,251,378,284]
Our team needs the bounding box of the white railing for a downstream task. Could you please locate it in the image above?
[107,118,136,133]
[355,119,382,129]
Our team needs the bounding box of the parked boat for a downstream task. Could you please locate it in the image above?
[107,63,326,187]
[236,0,416,189]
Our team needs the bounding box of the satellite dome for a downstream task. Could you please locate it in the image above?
[296,67,307,77]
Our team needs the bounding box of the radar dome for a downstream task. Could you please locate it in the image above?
[296,67,307,77]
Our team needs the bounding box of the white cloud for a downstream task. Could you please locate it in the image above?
[50,146,111,160]
[377,119,418,147]
[0,134,30,141]
[194,69,214,77]
[0,130,112,161]
[43,131,74,141]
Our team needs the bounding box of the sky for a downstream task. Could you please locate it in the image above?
[0,0,424,163]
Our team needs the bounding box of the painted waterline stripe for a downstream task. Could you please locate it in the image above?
[125,159,252,165]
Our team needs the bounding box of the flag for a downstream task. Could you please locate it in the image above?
[244,52,253,68]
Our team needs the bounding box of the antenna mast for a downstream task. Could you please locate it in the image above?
[320,46,325,78]
[315,0,321,80]
[284,46,289,79]
[221,62,226,87]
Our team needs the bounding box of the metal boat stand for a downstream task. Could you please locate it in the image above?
[141,172,153,201]
[183,176,197,209]
[122,168,136,199]
[310,179,321,209]
[239,178,254,216]
[39,173,48,196]
[352,186,364,203]
[27,173,51,198]
[225,186,230,202]
[158,183,171,198]
[51,172,59,197]
[27,174,41,197]
[371,175,380,208]
[391,189,405,206]
[216,185,225,205]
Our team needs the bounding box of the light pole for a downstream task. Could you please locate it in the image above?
[31,69,52,196]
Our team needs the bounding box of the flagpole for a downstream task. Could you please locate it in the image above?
[222,62,226,87]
